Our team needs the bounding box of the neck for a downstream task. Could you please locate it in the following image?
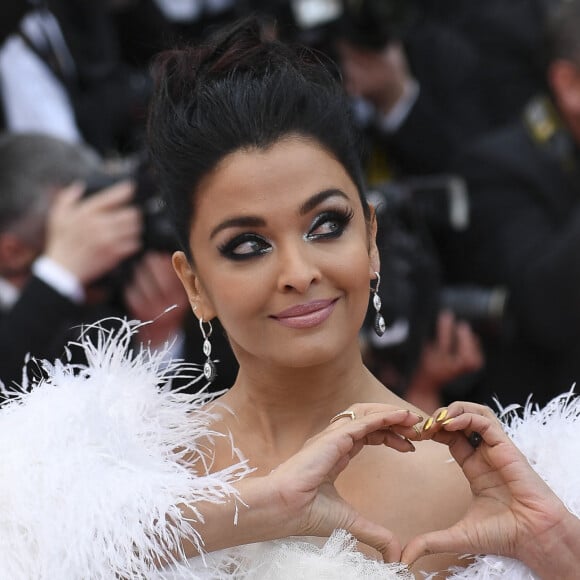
[223,344,380,452]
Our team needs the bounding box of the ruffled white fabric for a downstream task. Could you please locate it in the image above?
[0,320,251,580]
[162,531,414,579]
[1,320,579,579]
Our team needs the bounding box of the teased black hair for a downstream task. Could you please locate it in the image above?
[148,15,368,261]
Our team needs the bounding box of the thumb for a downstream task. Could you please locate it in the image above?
[347,513,402,563]
[402,528,465,566]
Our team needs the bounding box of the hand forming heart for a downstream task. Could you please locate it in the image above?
[267,401,580,579]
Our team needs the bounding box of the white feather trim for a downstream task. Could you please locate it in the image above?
[0,319,251,580]
[3,318,580,579]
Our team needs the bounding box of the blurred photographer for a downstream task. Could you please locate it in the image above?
[0,133,188,394]
[363,179,484,413]
[0,0,152,154]
[329,0,546,178]
[444,0,580,407]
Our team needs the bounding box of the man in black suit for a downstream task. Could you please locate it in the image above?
[333,0,547,178]
[0,133,143,391]
[444,0,580,407]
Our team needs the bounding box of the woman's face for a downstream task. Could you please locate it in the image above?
[173,136,380,369]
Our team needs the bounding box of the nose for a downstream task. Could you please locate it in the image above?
[276,240,321,294]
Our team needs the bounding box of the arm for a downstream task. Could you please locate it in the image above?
[0,276,81,388]
[179,405,423,562]
[403,402,580,579]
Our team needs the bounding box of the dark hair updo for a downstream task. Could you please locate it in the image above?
[148,15,369,261]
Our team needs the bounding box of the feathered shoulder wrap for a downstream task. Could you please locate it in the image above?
[1,321,578,579]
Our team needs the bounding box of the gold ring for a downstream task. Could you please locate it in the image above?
[330,410,356,424]
[412,425,422,439]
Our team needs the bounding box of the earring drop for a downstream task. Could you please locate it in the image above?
[199,317,216,383]
[371,271,386,337]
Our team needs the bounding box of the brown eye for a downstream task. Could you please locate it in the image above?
[218,233,272,261]
[305,208,354,241]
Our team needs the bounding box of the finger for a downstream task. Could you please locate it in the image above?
[417,406,450,438]
[428,408,509,468]
[80,179,135,211]
[49,182,85,218]
[436,310,456,353]
[331,409,422,443]
[402,528,465,566]
[361,429,416,453]
[347,513,402,563]
[330,403,422,426]
[455,322,484,370]
[130,256,164,304]
[315,410,422,475]
[104,206,143,232]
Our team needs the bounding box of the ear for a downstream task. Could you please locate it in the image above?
[171,251,217,320]
[367,205,381,277]
[0,232,36,283]
[549,60,580,115]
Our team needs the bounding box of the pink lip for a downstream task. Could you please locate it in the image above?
[271,299,338,329]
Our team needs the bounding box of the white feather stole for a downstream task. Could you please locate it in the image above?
[0,320,251,579]
[1,321,579,579]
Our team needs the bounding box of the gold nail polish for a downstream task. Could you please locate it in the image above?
[423,417,434,431]
[412,425,422,439]
[436,409,448,423]
[441,418,454,426]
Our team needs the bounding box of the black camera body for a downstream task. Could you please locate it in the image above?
[83,158,177,290]
[364,175,508,381]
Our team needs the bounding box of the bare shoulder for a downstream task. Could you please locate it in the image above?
[183,395,242,472]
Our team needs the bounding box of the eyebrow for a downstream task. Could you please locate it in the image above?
[209,188,350,240]
[299,189,350,215]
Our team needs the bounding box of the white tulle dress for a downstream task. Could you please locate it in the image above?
[1,320,578,579]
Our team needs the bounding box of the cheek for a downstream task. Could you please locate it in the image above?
[200,267,269,326]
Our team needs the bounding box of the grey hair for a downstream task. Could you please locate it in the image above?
[0,132,101,235]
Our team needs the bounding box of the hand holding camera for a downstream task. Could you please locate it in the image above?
[45,180,142,286]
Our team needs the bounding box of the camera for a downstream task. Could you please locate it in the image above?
[366,174,470,234]
[364,175,508,380]
[84,156,176,254]
[83,156,177,289]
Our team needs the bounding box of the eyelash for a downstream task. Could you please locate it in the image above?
[218,207,355,261]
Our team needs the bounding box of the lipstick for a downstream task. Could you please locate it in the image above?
[271,299,338,329]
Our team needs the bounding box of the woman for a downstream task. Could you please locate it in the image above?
[148,15,472,576]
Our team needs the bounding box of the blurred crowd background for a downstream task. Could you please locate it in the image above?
[1,0,579,414]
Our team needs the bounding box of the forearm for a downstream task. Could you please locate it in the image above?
[179,475,293,557]
[522,511,580,580]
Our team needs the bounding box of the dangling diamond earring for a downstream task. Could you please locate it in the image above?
[199,317,216,383]
[371,272,386,337]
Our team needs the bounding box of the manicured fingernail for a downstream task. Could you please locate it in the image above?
[441,418,454,426]
[423,417,434,431]
[404,438,416,451]
[436,409,448,423]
